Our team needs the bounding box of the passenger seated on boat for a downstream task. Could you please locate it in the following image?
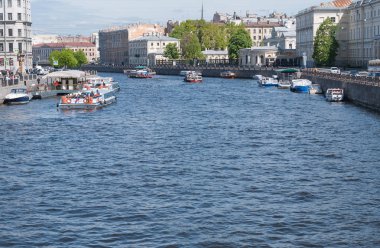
[90,91,94,97]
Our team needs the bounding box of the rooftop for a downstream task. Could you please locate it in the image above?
[131,34,179,42]
[33,42,96,48]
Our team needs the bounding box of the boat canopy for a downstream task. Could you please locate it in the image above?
[42,70,87,79]
[277,68,299,73]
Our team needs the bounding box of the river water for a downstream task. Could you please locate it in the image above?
[1,73,380,247]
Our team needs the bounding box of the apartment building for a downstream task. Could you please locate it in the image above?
[0,0,33,71]
[99,23,164,66]
[32,42,97,65]
[346,0,380,67]
[245,21,283,47]
[296,0,352,67]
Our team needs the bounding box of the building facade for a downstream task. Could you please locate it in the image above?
[32,42,97,66]
[346,0,380,67]
[202,49,229,63]
[245,21,283,47]
[99,24,164,66]
[239,46,278,66]
[0,0,33,71]
[296,0,352,67]
[128,34,179,66]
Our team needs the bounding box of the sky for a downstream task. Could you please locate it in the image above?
[31,0,324,35]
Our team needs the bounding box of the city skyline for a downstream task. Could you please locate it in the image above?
[31,0,323,35]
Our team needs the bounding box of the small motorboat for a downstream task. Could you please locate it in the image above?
[326,88,344,102]
[220,71,236,79]
[3,88,32,104]
[290,79,312,93]
[277,81,291,89]
[309,84,323,94]
[258,76,279,87]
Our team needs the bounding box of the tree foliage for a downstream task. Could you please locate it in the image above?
[74,50,88,66]
[312,18,339,66]
[227,27,252,59]
[49,49,78,68]
[164,43,180,59]
[170,20,229,58]
[181,33,204,60]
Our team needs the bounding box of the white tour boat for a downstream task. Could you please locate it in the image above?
[325,88,344,102]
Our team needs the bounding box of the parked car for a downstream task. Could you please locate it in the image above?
[330,67,341,74]
[355,71,369,77]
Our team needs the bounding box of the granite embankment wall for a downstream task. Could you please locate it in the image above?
[82,65,275,78]
[303,72,380,111]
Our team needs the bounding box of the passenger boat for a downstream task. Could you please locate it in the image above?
[290,79,312,93]
[220,71,236,79]
[258,77,279,87]
[85,77,120,93]
[128,70,154,78]
[325,88,344,102]
[184,72,202,83]
[3,88,32,104]
[309,84,323,94]
[57,89,116,109]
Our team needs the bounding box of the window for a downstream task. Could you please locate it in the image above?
[18,42,22,52]
[7,0,11,7]
[8,29,12,36]
[151,42,153,46]
[253,36,256,40]
[330,17,336,23]
[9,43,13,52]
[8,13,12,21]
[17,0,20,7]
[0,43,3,52]
[0,29,3,36]
[157,43,159,46]
[17,13,21,21]
[18,29,21,37]
[0,13,3,21]
[0,0,2,8]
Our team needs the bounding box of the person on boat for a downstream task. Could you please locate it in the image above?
[90,91,94,97]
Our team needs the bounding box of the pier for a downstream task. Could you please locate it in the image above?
[0,74,38,104]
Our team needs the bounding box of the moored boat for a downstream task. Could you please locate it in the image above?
[85,76,120,93]
[290,79,312,93]
[309,84,323,94]
[220,71,236,79]
[277,81,291,89]
[258,77,279,87]
[3,88,32,105]
[253,74,263,81]
[325,88,344,102]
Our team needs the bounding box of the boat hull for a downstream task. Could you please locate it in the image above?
[58,96,116,109]
[290,85,310,93]
[3,95,30,105]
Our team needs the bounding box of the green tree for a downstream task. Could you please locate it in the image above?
[164,43,180,59]
[312,18,339,66]
[181,33,204,60]
[74,50,88,66]
[49,50,61,67]
[49,49,78,68]
[227,28,252,59]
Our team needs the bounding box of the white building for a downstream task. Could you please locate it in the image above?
[202,49,229,63]
[0,0,33,71]
[296,0,352,67]
[263,20,297,50]
[128,34,179,66]
[239,46,278,66]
